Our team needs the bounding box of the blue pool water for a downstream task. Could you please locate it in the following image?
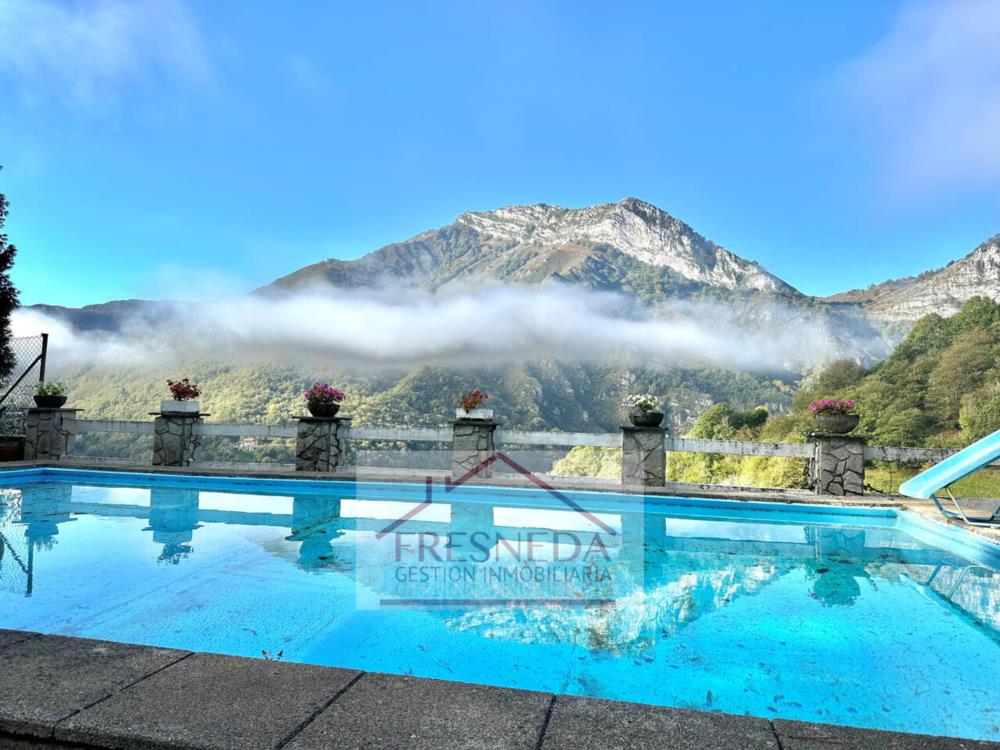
[3,468,1000,740]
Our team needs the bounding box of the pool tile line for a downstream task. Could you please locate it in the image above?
[273,670,366,750]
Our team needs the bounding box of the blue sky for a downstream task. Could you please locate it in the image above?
[1,0,999,307]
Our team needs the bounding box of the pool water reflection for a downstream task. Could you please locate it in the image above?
[1,473,1000,740]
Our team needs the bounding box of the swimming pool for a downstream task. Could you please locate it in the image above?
[2,468,1000,741]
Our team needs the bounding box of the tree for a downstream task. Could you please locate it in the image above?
[667,404,769,484]
[814,359,865,392]
[925,329,996,427]
[0,166,19,380]
[791,359,866,412]
[949,296,1000,337]
[960,383,1000,441]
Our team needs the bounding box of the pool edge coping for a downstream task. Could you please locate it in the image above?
[1,629,999,750]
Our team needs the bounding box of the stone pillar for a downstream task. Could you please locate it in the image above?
[152,412,203,467]
[621,512,668,592]
[452,418,498,480]
[295,416,352,473]
[288,494,345,569]
[18,481,74,541]
[449,500,496,539]
[621,426,666,487]
[24,408,81,461]
[146,487,201,563]
[811,433,866,496]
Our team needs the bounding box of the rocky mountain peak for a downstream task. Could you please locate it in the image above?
[969,233,1000,262]
[456,198,797,294]
[866,233,1000,324]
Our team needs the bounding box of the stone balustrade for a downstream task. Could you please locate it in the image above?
[20,407,967,496]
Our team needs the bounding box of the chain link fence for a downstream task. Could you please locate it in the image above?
[0,334,47,437]
[0,489,29,596]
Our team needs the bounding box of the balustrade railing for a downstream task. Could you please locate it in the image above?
[17,411,983,497]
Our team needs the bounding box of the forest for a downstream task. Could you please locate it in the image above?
[555,296,1000,494]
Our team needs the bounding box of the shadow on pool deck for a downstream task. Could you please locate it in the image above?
[0,629,997,750]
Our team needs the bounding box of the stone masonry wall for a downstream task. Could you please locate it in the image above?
[813,434,865,496]
[452,419,498,479]
[621,426,665,487]
[24,408,79,461]
[295,417,352,472]
[152,415,201,467]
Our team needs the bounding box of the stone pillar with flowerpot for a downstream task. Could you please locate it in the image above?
[808,400,864,496]
[295,416,353,473]
[152,399,203,467]
[24,407,82,461]
[620,394,667,487]
[296,384,351,473]
[452,389,496,479]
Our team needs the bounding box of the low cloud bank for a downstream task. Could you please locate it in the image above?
[12,283,887,373]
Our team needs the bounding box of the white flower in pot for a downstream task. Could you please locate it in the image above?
[622,393,664,428]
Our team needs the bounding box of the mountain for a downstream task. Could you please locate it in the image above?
[264,198,801,301]
[826,234,1000,326]
[16,198,1000,475]
[32,197,886,369]
[30,300,177,333]
[15,196,925,457]
[22,198,815,452]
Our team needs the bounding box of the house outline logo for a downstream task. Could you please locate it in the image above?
[375,450,618,539]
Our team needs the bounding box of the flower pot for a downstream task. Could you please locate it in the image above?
[161,399,199,415]
[457,408,494,421]
[33,395,67,409]
[628,409,664,428]
[814,413,859,434]
[307,402,341,418]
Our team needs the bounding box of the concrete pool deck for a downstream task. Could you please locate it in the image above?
[1,629,998,750]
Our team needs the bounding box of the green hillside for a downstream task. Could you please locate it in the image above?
[54,358,794,464]
[798,295,1000,448]
[52,296,1000,480]
[556,297,1000,494]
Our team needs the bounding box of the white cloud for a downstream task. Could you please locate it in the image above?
[0,0,211,106]
[11,282,886,373]
[836,0,1000,192]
